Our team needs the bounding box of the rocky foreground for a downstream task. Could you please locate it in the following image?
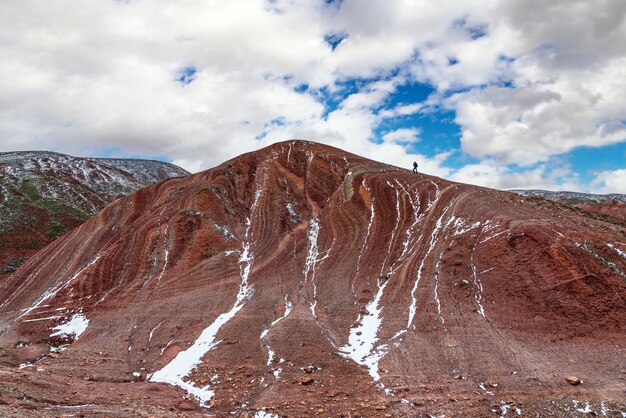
[0,141,624,417]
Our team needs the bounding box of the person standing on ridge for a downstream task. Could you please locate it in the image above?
[412,161,418,174]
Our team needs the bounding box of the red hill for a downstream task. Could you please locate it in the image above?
[0,141,624,416]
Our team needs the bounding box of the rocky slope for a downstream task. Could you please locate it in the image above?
[511,189,626,224]
[0,151,189,278]
[0,141,624,417]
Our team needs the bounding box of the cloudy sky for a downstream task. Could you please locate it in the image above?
[1,0,625,192]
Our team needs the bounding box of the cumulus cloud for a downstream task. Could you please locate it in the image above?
[0,0,624,192]
[592,169,626,194]
[382,128,421,145]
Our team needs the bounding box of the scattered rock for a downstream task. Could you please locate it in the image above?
[565,376,581,385]
[301,377,315,385]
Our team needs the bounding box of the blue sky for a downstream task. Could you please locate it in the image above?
[0,0,624,192]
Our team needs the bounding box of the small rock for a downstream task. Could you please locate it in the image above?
[565,376,581,385]
[301,377,315,385]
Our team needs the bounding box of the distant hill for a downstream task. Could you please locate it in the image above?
[0,151,189,277]
[511,189,626,223]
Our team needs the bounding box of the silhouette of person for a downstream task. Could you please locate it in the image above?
[412,161,418,174]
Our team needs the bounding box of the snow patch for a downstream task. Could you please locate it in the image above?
[339,276,390,382]
[213,224,235,241]
[50,313,89,340]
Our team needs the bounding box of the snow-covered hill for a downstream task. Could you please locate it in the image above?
[0,151,189,276]
[510,189,626,223]
[510,189,626,204]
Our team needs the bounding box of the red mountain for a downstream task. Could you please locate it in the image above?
[0,141,624,417]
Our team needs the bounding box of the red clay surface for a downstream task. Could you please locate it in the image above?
[0,141,625,417]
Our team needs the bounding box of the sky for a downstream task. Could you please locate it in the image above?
[0,0,625,193]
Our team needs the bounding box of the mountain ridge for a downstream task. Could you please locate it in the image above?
[0,140,624,416]
[0,150,189,278]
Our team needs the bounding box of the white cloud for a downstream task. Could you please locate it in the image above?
[592,169,626,194]
[382,128,421,145]
[449,159,584,191]
[0,0,624,193]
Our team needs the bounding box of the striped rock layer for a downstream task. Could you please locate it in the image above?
[0,141,625,416]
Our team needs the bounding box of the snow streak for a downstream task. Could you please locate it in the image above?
[260,296,293,373]
[148,320,165,344]
[406,203,453,328]
[154,215,172,286]
[470,244,487,318]
[304,219,321,316]
[433,253,445,326]
[19,252,106,319]
[340,181,405,384]
[351,180,376,296]
[150,172,265,406]
[608,243,626,259]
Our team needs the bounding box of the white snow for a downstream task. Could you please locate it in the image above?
[479,222,507,244]
[159,340,175,357]
[608,243,626,258]
[406,203,452,328]
[266,348,275,366]
[340,181,408,383]
[148,320,164,343]
[286,203,298,220]
[255,411,278,418]
[149,252,253,405]
[478,382,495,396]
[339,276,390,382]
[433,253,445,326]
[50,313,89,340]
[150,172,265,406]
[261,296,293,340]
[149,237,254,405]
[575,401,593,413]
[470,245,487,318]
[213,224,235,241]
[23,315,62,323]
[19,252,106,319]
[351,180,376,296]
[155,222,172,286]
[304,219,321,316]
